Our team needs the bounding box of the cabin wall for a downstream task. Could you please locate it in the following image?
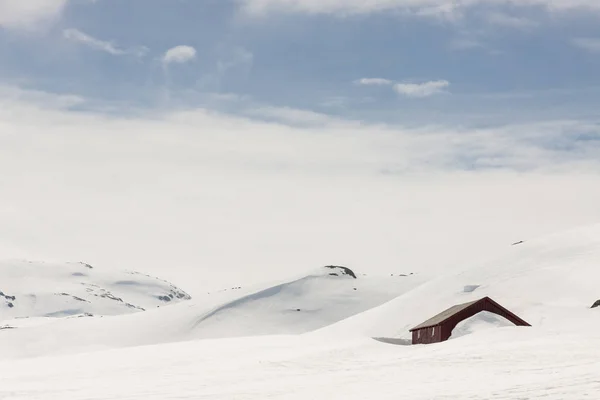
[412,325,443,344]
[412,297,531,345]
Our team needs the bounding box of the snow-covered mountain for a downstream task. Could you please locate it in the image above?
[187,265,422,338]
[0,265,423,357]
[0,260,191,323]
[316,223,600,340]
[2,224,600,398]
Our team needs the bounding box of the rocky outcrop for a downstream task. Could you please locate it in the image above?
[592,300,600,309]
[324,265,357,279]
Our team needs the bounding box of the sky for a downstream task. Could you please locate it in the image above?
[1,0,600,294]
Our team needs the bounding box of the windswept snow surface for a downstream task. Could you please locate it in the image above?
[1,329,599,399]
[317,223,600,339]
[2,225,600,398]
[187,266,422,338]
[0,266,423,358]
[0,260,191,322]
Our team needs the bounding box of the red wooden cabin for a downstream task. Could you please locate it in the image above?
[409,296,531,345]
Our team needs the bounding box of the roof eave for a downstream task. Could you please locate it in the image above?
[409,323,440,332]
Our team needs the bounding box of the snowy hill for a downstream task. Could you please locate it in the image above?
[0,265,423,357]
[187,265,422,338]
[317,223,600,340]
[3,223,600,356]
[0,260,191,323]
[2,225,600,398]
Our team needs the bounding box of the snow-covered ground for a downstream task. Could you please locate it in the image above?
[318,223,600,339]
[1,225,600,398]
[1,328,599,399]
[0,265,423,358]
[0,260,191,323]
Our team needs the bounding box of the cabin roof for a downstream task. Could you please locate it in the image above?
[409,299,480,331]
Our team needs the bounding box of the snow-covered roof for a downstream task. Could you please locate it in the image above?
[409,299,480,331]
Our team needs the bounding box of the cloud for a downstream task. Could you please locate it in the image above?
[0,0,68,29]
[484,12,538,29]
[2,88,600,294]
[163,45,197,64]
[63,29,147,57]
[0,85,84,109]
[239,0,600,18]
[355,78,451,99]
[394,80,450,97]
[354,78,393,86]
[217,47,254,74]
[572,38,600,53]
[245,106,346,126]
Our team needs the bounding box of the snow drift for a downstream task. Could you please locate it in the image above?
[316,223,600,340]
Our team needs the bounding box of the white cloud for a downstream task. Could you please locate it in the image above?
[485,12,538,28]
[163,45,197,64]
[0,85,84,109]
[394,80,450,97]
[2,88,600,294]
[0,0,68,29]
[245,106,346,126]
[572,38,600,53]
[239,0,600,17]
[63,29,147,57]
[354,78,393,86]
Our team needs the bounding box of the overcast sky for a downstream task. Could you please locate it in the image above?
[1,0,600,293]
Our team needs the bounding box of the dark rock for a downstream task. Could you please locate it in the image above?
[98,292,123,302]
[0,291,16,301]
[56,293,89,303]
[592,300,600,309]
[175,291,191,299]
[324,265,357,279]
[512,241,524,246]
[7,302,14,308]
[125,303,145,311]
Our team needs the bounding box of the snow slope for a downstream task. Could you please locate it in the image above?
[1,327,599,399]
[0,260,191,323]
[2,225,600,398]
[0,266,423,358]
[317,223,600,339]
[187,266,422,338]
